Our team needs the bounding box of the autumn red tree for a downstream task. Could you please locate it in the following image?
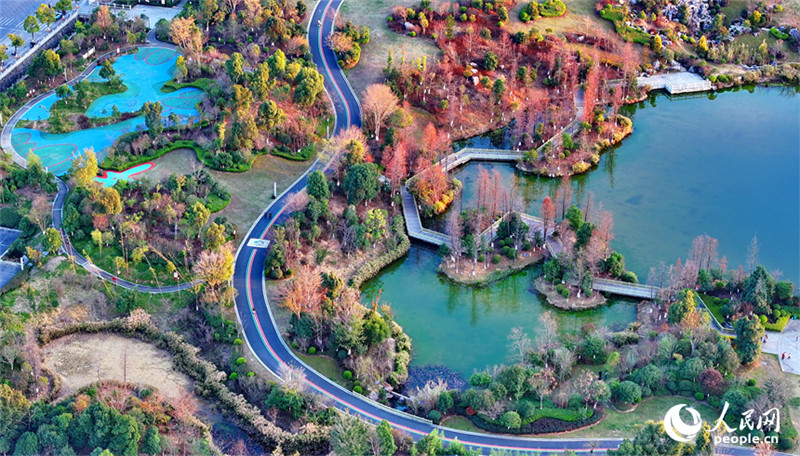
[411,164,450,209]
[583,63,600,123]
[541,196,555,240]
[281,265,324,317]
[382,140,408,195]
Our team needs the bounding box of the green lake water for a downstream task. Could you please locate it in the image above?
[362,86,800,378]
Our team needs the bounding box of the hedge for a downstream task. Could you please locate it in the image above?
[349,233,411,288]
[771,27,790,40]
[270,144,316,162]
[101,140,200,171]
[763,315,790,332]
[38,318,330,454]
[468,407,601,434]
[539,0,566,17]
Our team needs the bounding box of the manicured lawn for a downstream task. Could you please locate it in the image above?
[339,0,440,97]
[295,352,350,388]
[699,293,727,326]
[562,396,719,439]
[160,78,215,93]
[441,416,484,433]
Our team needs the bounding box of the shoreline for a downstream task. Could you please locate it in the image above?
[438,250,546,287]
[533,277,608,310]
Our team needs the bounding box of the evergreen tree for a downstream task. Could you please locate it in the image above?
[306,170,330,200]
[140,427,161,455]
[734,315,764,364]
[376,420,397,456]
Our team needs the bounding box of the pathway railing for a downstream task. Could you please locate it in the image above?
[592,277,659,299]
[695,293,729,333]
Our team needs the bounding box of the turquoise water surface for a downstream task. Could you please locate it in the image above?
[13,47,204,176]
[363,87,799,377]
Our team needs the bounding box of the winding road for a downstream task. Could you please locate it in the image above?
[230,1,773,455]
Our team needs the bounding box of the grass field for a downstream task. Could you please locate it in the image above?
[295,352,351,388]
[339,0,440,98]
[50,82,128,118]
[509,0,616,37]
[561,396,719,439]
[147,148,311,246]
[441,416,484,432]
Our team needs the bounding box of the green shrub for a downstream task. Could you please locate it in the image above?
[694,392,704,401]
[343,370,353,380]
[0,207,21,228]
[429,410,442,424]
[353,385,363,394]
[236,357,246,365]
[349,233,410,288]
[778,437,795,451]
[771,27,790,40]
[539,0,566,17]
[233,338,243,346]
[308,347,317,354]
[229,372,239,380]
[270,144,315,162]
[746,379,757,387]
[492,254,502,264]
[621,271,638,283]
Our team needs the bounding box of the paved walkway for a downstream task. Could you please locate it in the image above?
[52,178,197,293]
[770,319,800,375]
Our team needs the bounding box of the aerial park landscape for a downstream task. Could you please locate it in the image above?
[0,0,798,454]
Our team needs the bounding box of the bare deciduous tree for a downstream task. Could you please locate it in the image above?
[362,84,400,140]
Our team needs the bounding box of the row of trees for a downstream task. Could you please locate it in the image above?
[0,383,206,456]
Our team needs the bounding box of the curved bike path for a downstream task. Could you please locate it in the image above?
[236,1,769,454]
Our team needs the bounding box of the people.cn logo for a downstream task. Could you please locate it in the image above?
[663,404,703,443]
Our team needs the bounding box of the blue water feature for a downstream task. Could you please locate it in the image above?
[96,162,154,187]
[12,117,146,176]
[13,47,205,177]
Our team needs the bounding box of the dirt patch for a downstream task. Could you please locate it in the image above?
[534,277,608,309]
[439,249,545,286]
[43,333,192,400]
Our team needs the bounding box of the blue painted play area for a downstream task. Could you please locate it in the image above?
[12,47,204,177]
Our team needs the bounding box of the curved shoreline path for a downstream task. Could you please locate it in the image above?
[232,1,770,454]
[234,1,689,455]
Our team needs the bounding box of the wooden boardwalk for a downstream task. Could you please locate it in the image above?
[592,278,658,299]
[402,183,666,300]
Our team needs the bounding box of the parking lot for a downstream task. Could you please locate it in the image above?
[0,228,23,291]
[0,227,22,259]
[0,0,46,56]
